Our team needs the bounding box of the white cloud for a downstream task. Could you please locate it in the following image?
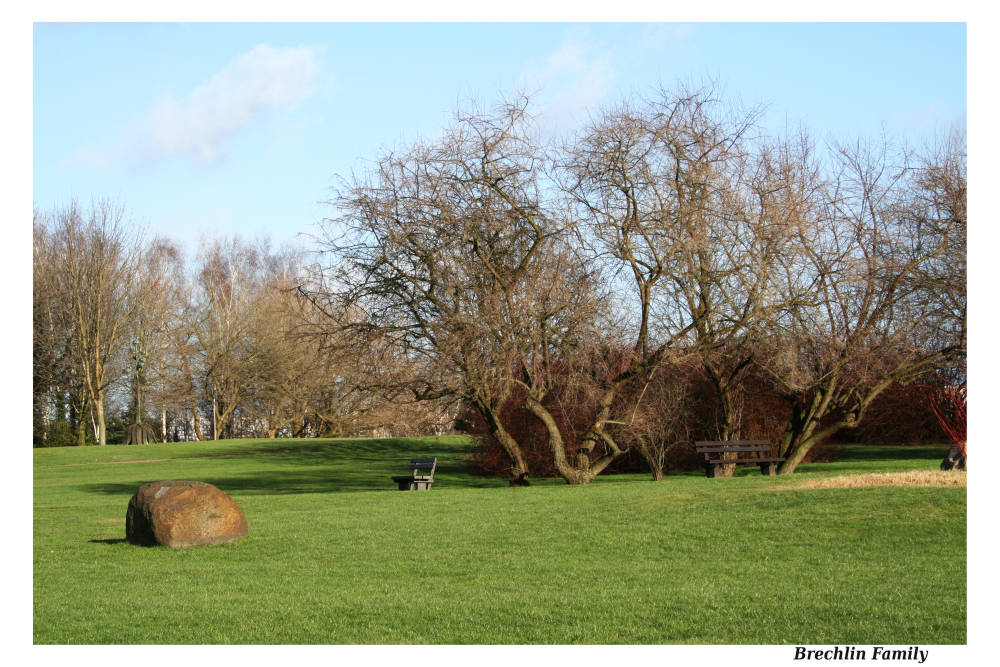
[78,44,325,169]
[518,27,617,130]
[514,24,701,133]
[639,23,695,51]
[905,104,942,132]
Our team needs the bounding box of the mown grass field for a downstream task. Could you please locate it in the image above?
[33,437,966,644]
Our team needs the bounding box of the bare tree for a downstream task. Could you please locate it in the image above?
[250,267,321,438]
[760,131,966,473]
[561,85,808,476]
[33,215,85,445]
[156,258,209,441]
[31,90,963,473]
[245,247,374,439]
[612,359,700,480]
[307,99,614,483]
[120,237,187,443]
[562,85,759,364]
[39,200,144,445]
[189,237,275,439]
[284,297,431,439]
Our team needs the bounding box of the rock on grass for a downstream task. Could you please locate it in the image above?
[126,480,248,548]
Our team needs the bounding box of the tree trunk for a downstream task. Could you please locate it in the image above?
[212,392,219,440]
[775,406,840,474]
[777,438,814,474]
[774,377,872,474]
[493,423,531,485]
[524,395,599,485]
[76,414,87,447]
[704,359,747,477]
[476,397,530,485]
[95,392,107,445]
[636,438,665,480]
[40,409,49,445]
[89,408,99,443]
[192,404,205,441]
[716,387,739,478]
[215,402,238,441]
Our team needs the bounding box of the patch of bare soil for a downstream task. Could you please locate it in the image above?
[771,470,966,490]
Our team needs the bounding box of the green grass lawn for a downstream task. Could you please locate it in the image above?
[33,437,966,644]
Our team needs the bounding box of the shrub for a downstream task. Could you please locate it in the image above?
[459,346,954,479]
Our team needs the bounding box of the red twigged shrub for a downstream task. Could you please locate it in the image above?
[831,382,952,445]
[923,383,966,453]
[459,352,794,479]
[459,371,602,480]
[459,356,714,479]
[457,345,964,479]
[731,368,792,443]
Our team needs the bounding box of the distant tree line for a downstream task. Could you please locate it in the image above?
[33,205,452,447]
[33,83,965,484]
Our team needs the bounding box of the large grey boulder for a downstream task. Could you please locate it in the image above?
[126,481,248,548]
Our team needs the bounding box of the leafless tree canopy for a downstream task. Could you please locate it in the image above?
[305,100,605,482]
[757,131,966,470]
[33,207,432,446]
[33,201,143,445]
[33,86,965,481]
[304,88,965,480]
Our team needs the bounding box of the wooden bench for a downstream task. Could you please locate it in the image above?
[391,457,437,490]
[695,441,785,477]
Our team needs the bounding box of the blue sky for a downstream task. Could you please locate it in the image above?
[33,22,967,251]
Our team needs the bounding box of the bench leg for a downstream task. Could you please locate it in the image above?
[759,462,777,476]
[705,464,718,478]
[397,480,436,490]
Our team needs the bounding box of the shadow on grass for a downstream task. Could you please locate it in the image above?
[89,538,127,545]
[175,436,476,462]
[75,437,508,497]
[831,445,949,461]
[80,466,509,497]
[73,439,949,498]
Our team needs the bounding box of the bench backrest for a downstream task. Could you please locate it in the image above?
[408,457,437,480]
[695,441,773,455]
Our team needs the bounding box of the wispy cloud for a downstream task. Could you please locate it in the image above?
[515,24,697,132]
[905,104,942,132]
[639,23,695,51]
[518,27,617,130]
[74,44,325,169]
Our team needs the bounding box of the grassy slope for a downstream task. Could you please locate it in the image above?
[33,438,965,644]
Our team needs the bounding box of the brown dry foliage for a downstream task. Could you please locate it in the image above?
[770,470,966,490]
